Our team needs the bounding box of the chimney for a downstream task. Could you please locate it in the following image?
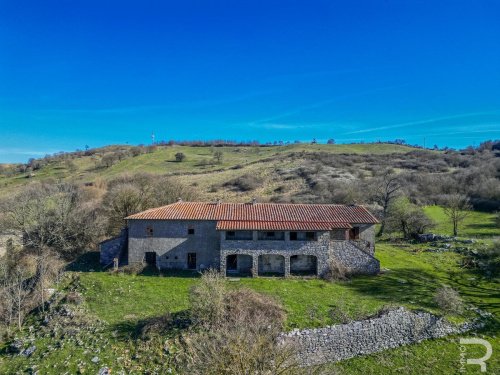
[177,197,183,202]
[252,197,257,205]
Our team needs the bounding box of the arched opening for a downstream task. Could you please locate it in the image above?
[290,255,317,276]
[226,254,253,276]
[258,254,285,276]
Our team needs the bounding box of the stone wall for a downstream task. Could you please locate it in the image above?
[281,307,476,366]
[99,228,127,267]
[330,241,380,275]
[127,219,220,270]
[220,231,331,276]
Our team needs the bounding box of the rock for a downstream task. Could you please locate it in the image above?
[21,346,36,357]
[98,367,110,375]
[8,340,24,354]
[91,356,99,364]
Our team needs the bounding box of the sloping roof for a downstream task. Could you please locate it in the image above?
[125,201,378,225]
[216,221,352,231]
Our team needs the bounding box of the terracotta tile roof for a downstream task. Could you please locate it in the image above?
[216,221,352,231]
[126,201,378,225]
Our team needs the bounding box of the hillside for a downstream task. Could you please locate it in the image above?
[1,142,498,212]
[0,143,447,198]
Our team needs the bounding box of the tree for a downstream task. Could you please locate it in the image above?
[102,174,199,235]
[386,197,434,239]
[175,152,186,162]
[327,139,335,145]
[1,182,104,258]
[443,194,472,236]
[213,150,224,164]
[0,264,35,330]
[372,170,401,236]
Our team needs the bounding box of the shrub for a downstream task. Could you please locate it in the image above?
[223,173,264,192]
[177,270,297,374]
[434,285,464,315]
[189,269,227,328]
[118,263,145,275]
[322,258,350,282]
[175,152,186,162]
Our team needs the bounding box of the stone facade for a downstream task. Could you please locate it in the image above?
[127,219,220,270]
[281,307,479,366]
[99,228,128,267]
[124,219,378,276]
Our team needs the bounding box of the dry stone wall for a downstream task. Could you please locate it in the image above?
[281,307,478,366]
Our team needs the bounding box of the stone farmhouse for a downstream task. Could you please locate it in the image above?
[100,200,380,277]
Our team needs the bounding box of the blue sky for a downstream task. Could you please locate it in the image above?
[1,0,499,162]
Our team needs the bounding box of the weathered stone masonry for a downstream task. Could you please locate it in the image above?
[281,307,479,366]
[105,202,381,276]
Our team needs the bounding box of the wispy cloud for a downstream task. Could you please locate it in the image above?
[0,149,56,156]
[38,89,278,115]
[343,111,500,135]
[248,85,404,126]
[264,68,363,83]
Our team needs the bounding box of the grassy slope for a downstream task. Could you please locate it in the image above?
[424,205,498,237]
[0,143,423,199]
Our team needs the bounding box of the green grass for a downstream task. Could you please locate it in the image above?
[1,241,498,374]
[424,205,499,237]
[0,143,428,196]
[1,203,498,374]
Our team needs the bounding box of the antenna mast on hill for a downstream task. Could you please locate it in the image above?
[151,132,155,145]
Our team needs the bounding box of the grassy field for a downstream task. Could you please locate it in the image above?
[424,205,498,237]
[1,239,497,374]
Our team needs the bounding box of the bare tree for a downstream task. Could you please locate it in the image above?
[443,194,472,236]
[1,265,35,330]
[1,182,104,258]
[372,170,401,236]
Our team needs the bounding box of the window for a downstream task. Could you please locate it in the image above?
[258,231,285,240]
[306,232,316,241]
[146,226,154,237]
[188,228,195,235]
[290,232,298,241]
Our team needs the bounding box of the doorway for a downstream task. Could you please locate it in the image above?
[187,253,197,269]
[227,254,237,271]
[144,252,157,266]
[349,227,360,240]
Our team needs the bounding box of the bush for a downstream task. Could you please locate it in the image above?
[321,258,350,282]
[177,270,297,374]
[175,152,186,162]
[118,263,145,275]
[434,285,464,315]
[224,174,263,192]
[189,269,227,328]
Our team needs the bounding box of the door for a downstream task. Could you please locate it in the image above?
[227,254,237,271]
[349,227,360,240]
[145,252,156,266]
[187,253,197,269]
